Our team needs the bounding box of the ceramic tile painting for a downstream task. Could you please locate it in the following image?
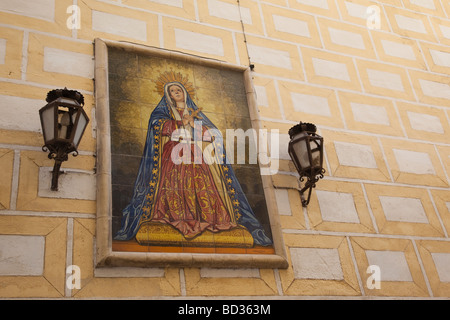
[108,47,274,254]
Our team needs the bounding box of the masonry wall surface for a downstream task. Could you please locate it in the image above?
[1,0,450,299]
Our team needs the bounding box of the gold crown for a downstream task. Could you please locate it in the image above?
[155,71,196,99]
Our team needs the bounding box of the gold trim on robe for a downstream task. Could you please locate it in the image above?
[136,222,254,248]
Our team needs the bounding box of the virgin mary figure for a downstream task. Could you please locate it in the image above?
[114,74,272,247]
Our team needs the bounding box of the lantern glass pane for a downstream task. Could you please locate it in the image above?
[41,106,55,142]
[73,111,88,148]
[310,138,322,168]
[58,109,72,139]
[292,131,310,169]
[311,148,321,168]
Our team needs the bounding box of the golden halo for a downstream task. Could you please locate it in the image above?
[155,71,196,99]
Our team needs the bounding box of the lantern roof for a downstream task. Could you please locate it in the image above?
[46,87,84,105]
[288,122,317,138]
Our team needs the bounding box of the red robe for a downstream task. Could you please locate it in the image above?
[151,119,236,238]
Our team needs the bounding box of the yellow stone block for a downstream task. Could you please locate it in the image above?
[163,17,236,64]
[429,189,450,237]
[338,91,404,137]
[371,31,427,70]
[306,180,376,234]
[443,1,450,20]
[261,0,286,5]
[0,81,44,99]
[318,18,376,59]
[271,173,302,190]
[301,47,361,91]
[260,3,322,48]
[16,151,96,213]
[26,33,94,92]
[0,129,42,148]
[355,59,415,101]
[0,277,62,298]
[0,27,23,79]
[71,218,95,296]
[260,120,293,137]
[430,16,450,46]
[123,0,196,19]
[377,0,403,6]
[78,0,159,46]
[279,234,360,296]
[73,276,180,298]
[184,268,278,296]
[403,0,447,18]
[364,183,445,237]
[251,77,284,121]
[278,188,307,230]
[436,145,450,184]
[0,216,67,298]
[287,0,340,19]
[278,81,344,129]
[322,129,391,182]
[409,70,450,107]
[384,6,436,42]
[380,137,448,187]
[336,0,390,32]
[420,41,450,75]
[351,237,429,297]
[0,0,73,37]
[416,240,450,297]
[43,220,67,295]
[0,149,14,209]
[236,34,304,80]
[396,101,450,144]
[197,0,264,35]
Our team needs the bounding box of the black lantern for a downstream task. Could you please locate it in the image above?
[39,88,89,191]
[288,122,325,206]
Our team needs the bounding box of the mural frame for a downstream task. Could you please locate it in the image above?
[94,38,288,269]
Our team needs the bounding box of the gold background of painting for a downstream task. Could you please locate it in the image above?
[108,46,273,253]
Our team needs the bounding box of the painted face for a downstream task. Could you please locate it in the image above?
[169,85,185,103]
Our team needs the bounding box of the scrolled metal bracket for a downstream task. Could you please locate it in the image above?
[42,143,78,191]
[298,168,326,207]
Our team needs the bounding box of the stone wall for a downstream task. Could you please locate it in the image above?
[1,0,450,298]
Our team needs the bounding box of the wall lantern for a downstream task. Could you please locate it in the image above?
[288,122,325,207]
[39,88,89,191]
